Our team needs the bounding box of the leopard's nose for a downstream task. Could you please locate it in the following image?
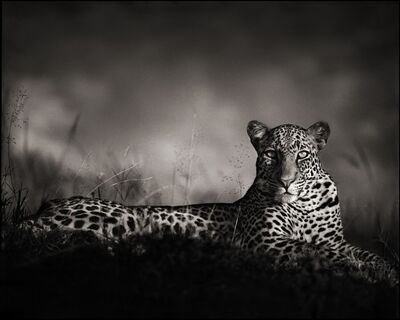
[279,177,295,188]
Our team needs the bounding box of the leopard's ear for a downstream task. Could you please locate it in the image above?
[247,120,269,151]
[307,121,330,150]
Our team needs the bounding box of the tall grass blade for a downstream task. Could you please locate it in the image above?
[353,140,374,183]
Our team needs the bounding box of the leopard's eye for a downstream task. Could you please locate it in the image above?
[297,150,309,160]
[264,150,277,159]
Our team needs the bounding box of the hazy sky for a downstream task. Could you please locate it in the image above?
[2,1,399,206]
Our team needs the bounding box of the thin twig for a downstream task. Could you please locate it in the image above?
[54,152,92,197]
[86,162,140,197]
[185,111,197,205]
[136,184,185,205]
[231,205,242,245]
[110,177,153,187]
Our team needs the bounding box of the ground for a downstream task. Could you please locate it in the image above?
[1,230,398,318]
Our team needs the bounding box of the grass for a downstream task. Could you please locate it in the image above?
[1,88,399,317]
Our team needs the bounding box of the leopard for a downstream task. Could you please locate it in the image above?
[21,120,398,283]
[232,121,397,277]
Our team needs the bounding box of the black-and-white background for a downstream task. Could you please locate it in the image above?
[3,2,398,243]
[2,2,399,318]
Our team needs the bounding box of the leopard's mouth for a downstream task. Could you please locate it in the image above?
[275,189,298,203]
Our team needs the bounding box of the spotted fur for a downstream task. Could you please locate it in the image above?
[29,197,237,243]
[232,121,397,278]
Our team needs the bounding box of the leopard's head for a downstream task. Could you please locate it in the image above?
[247,120,330,204]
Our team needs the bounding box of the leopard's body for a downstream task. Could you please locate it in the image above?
[31,197,237,242]
[23,120,398,280]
